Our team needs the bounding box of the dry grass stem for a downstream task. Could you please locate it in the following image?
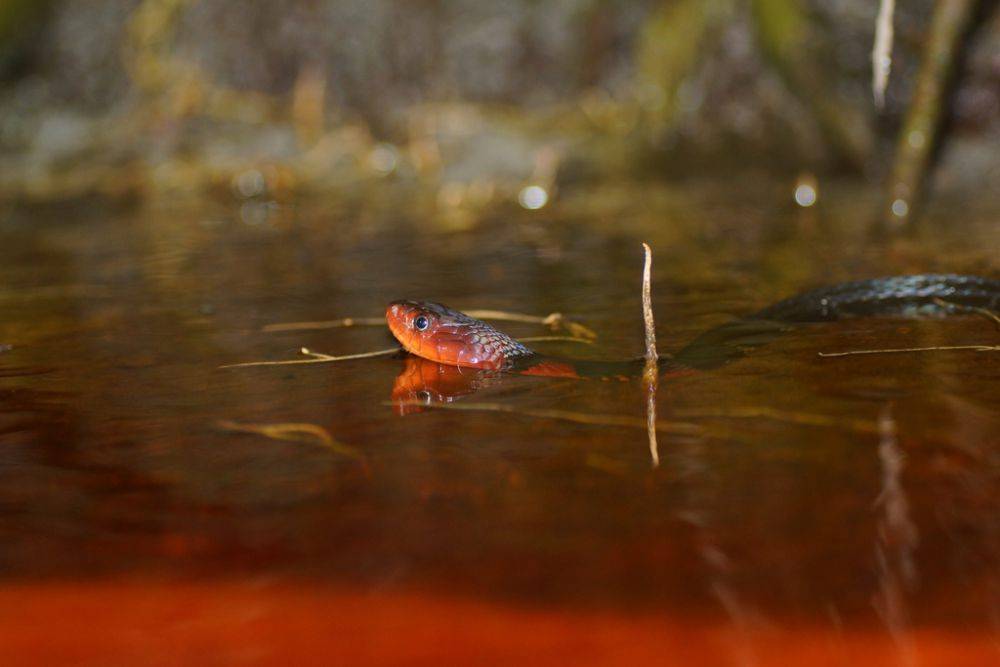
[263,317,386,332]
[220,346,399,369]
[931,297,1000,329]
[640,243,659,366]
[517,336,595,345]
[465,310,598,340]
[263,310,598,340]
[641,242,660,467]
[216,420,363,460]
[819,345,999,358]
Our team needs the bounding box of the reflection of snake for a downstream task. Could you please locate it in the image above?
[386,275,1000,376]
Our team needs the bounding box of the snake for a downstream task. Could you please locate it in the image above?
[386,275,1000,377]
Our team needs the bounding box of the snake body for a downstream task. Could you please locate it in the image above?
[752,274,1000,321]
[386,275,1000,373]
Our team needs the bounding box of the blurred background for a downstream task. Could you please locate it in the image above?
[1,0,998,218]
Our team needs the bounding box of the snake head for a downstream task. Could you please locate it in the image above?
[386,300,531,369]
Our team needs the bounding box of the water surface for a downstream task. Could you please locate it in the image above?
[0,183,998,664]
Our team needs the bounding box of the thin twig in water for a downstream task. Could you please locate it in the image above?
[518,335,595,345]
[263,317,385,332]
[931,297,1000,329]
[386,400,702,437]
[263,310,598,340]
[640,244,659,365]
[219,346,399,369]
[216,420,363,460]
[221,338,590,370]
[641,242,660,468]
[466,310,598,341]
[819,345,999,358]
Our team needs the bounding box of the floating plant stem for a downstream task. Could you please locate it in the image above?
[216,420,363,460]
[264,310,597,340]
[931,297,1000,329]
[819,345,999,358]
[219,346,399,369]
[517,336,595,345]
[263,317,386,332]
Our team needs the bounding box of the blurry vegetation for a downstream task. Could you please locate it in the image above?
[750,0,872,168]
[0,1,50,76]
[635,0,732,138]
[633,0,873,170]
[0,0,997,225]
[883,0,979,228]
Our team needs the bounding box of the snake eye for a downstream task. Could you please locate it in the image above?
[413,315,430,331]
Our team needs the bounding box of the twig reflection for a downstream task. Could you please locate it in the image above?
[872,404,918,666]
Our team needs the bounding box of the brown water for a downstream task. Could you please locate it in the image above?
[1,182,998,665]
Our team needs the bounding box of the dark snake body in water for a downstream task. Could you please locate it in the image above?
[752,275,1000,321]
[670,274,1000,371]
[386,275,1000,384]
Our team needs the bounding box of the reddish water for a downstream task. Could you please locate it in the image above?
[0,183,998,665]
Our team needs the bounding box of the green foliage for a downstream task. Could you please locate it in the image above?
[635,0,734,133]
